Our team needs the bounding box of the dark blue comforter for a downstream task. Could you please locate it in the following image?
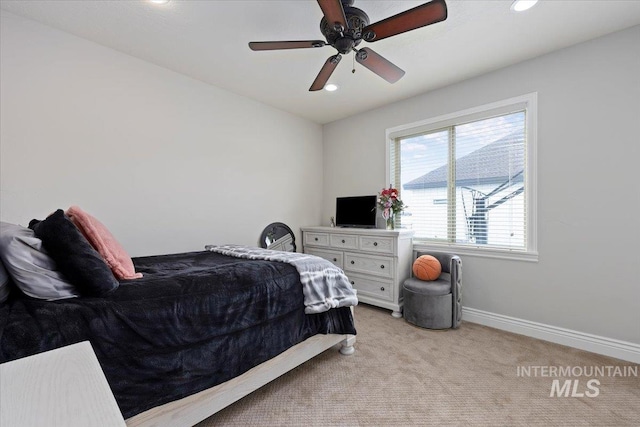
[0,251,356,418]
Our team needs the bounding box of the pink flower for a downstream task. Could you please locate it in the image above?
[377,186,406,215]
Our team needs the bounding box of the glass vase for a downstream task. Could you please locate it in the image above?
[385,213,395,230]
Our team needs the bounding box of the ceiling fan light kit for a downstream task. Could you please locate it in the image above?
[248,0,448,92]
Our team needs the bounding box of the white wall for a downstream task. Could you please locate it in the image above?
[323,26,640,345]
[0,11,323,256]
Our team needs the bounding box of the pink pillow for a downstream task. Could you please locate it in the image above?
[66,206,142,280]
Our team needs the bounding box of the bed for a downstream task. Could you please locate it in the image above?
[0,214,357,426]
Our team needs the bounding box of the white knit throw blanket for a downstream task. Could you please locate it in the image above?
[205,244,358,314]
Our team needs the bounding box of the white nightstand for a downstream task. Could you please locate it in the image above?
[0,341,126,427]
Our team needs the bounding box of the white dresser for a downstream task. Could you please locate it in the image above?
[301,226,414,317]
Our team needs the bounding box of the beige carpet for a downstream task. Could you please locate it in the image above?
[197,304,639,426]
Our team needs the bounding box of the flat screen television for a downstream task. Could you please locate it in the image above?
[335,195,377,228]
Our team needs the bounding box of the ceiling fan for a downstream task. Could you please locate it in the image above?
[248,0,448,91]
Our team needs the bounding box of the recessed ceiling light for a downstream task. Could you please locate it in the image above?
[325,84,338,92]
[149,0,170,4]
[511,0,538,12]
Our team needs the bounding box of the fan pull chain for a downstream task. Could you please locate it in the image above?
[352,52,356,74]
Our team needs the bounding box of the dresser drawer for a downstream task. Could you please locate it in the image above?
[305,248,343,269]
[330,234,358,250]
[359,236,395,255]
[304,232,329,247]
[346,273,393,301]
[344,253,394,279]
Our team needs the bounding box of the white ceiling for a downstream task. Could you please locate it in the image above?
[1,0,639,124]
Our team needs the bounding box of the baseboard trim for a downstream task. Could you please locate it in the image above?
[462,307,640,364]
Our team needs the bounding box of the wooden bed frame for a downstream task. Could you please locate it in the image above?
[126,333,356,427]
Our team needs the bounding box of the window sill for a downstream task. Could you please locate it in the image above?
[412,241,538,262]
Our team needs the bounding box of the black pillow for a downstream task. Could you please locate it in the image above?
[29,209,119,297]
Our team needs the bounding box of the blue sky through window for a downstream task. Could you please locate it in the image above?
[399,112,525,185]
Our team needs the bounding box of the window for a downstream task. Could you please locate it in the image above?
[387,93,537,259]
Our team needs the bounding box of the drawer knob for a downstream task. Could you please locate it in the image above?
[351,260,355,265]
[342,239,345,243]
[314,237,318,241]
[380,265,385,269]
[380,286,385,291]
[333,258,337,262]
[350,281,355,285]
[374,242,378,246]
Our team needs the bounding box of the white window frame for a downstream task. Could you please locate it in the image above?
[386,93,538,262]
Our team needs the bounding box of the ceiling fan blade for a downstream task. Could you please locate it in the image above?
[362,0,448,43]
[317,0,347,31]
[248,40,326,51]
[355,48,405,83]
[309,54,342,91]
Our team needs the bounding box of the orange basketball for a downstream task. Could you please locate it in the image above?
[413,255,442,281]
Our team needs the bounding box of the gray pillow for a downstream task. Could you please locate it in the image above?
[0,222,78,300]
[0,259,9,303]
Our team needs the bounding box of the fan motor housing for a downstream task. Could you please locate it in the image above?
[320,5,370,54]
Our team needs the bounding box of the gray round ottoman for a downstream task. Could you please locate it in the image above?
[403,277,453,329]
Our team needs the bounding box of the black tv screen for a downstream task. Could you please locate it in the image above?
[336,195,377,228]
